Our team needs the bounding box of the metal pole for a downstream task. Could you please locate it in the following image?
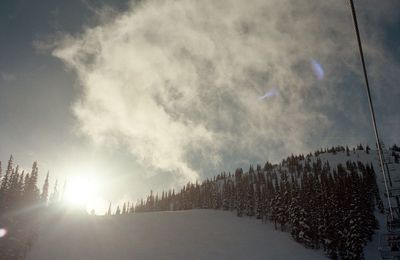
[347,0,394,221]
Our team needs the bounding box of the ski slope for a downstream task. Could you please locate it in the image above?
[27,209,325,260]
[26,147,399,259]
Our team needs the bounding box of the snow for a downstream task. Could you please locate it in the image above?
[364,211,386,260]
[26,146,400,259]
[27,209,325,260]
[314,148,399,259]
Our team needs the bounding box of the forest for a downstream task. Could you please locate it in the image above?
[1,144,400,259]
[117,145,387,259]
[0,156,57,260]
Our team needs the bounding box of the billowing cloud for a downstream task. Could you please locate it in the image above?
[52,0,400,185]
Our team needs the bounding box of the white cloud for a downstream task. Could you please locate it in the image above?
[52,0,400,185]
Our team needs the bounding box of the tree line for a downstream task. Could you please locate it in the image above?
[0,156,57,260]
[115,147,388,259]
[2,144,397,259]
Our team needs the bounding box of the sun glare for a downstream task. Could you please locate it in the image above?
[62,171,107,214]
[64,176,94,206]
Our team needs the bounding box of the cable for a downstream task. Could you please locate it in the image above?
[348,0,394,222]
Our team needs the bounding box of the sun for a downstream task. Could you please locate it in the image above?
[62,174,107,214]
[64,176,94,207]
[61,163,110,215]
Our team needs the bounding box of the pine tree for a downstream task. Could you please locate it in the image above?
[61,180,67,201]
[245,180,255,217]
[115,206,121,215]
[118,146,380,258]
[122,203,127,214]
[107,202,112,215]
[255,182,263,219]
[50,179,59,203]
[15,171,25,208]
[289,182,301,242]
[41,172,50,204]
[222,179,230,210]
[0,155,14,210]
[23,161,40,204]
[0,157,54,260]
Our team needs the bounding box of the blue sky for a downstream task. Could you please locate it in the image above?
[0,0,399,212]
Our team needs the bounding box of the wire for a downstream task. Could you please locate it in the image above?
[347,0,394,222]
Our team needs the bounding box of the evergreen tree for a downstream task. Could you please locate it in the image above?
[122,203,127,214]
[41,172,50,204]
[289,181,301,241]
[245,180,255,217]
[107,202,112,215]
[0,157,55,260]
[50,179,59,203]
[0,155,14,210]
[23,161,40,204]
[117,145,380,258]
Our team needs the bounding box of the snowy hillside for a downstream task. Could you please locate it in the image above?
[314,148,397,259]
[26,210,325,260]
[287,146,400,259]
[6,145,399,260]
[122,146,399,259]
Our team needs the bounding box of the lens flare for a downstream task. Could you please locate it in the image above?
[311,59,324,80]
[259,88,279,100]
[0,228,7,238]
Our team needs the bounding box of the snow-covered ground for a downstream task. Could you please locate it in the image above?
[316,148,399,259]
[364,211,386,260]
[26,147,400,260]
[27,209,325,260]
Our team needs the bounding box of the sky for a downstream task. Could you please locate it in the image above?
[0,0,399,213]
